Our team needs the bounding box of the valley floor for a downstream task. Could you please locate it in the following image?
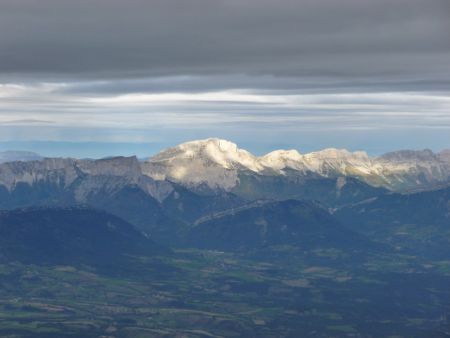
[1,248,450,338]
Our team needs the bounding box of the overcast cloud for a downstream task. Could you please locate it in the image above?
[0,0,449,156]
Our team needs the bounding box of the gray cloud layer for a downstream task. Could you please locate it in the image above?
[1,0,449,86]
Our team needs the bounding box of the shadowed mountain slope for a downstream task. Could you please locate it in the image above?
[187,199,377,253]
[0,207,167,266]
[335,187,450,259]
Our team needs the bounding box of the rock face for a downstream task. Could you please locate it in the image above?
[0,158,78,191]
[0,156,174,204]
[439,149,450,164]
[143,139,450,192]
[141,139,262,191]
[375,149,450,190]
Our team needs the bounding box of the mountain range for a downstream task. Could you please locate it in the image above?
[0,138,449,248]
[1,139,449,337]
[3,138,448,195]
[142,138,450,192]
[0,139,448,207]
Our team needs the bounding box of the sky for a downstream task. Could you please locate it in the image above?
[0,0,449,158]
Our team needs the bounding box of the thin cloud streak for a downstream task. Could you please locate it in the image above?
[0,82,449,133]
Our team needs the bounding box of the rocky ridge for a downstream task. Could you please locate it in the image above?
[143,138,450,191]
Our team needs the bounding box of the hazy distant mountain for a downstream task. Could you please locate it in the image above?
[0,207,166,265]
[0,151,42,163]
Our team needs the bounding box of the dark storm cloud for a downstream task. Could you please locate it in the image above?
[0,0,449,89]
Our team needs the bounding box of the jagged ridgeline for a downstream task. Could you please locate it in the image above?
[0,138,449,243]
